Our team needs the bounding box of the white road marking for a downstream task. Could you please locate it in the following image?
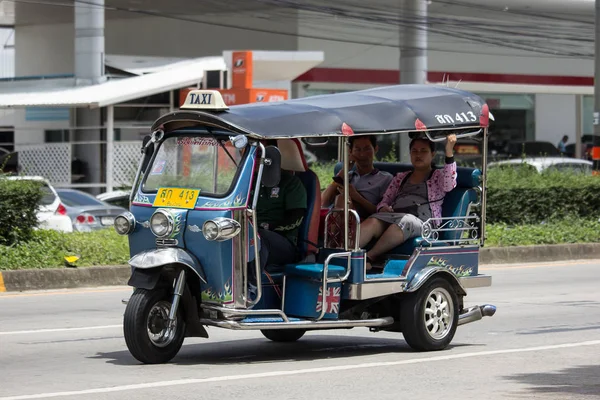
[2,339,599,400]
[0,325,121,336]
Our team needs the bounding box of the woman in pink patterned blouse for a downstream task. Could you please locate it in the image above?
[358,134,457,270]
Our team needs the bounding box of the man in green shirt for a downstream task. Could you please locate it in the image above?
[254,169,307,269]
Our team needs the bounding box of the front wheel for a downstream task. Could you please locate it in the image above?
[123,288,186,364]
[261,329,306,342]
[400,277,459,351]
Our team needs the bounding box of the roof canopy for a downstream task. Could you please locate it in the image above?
[0,51,324,109]
[153,84,490,138]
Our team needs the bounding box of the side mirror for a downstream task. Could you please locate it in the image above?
[261,145,281,188]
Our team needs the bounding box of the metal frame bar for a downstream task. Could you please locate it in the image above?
[342,137,350,250]
[200,316,395,331]
[201,304,290,323]
[420,215,481,245]
[480,127,489,246]
[316,251,352,321]
[246,142,266,308]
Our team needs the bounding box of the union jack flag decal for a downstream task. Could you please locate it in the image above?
[316,286,341,314]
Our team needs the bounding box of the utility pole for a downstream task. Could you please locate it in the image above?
[398,0,428,162]
[594,0,600,175]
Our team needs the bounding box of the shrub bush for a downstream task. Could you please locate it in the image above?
[486,167,600,224]
[0,175,44,245]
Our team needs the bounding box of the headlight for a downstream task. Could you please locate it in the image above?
[202,217,241,241]
[202,220,219,241]
[150,210,173,237]
[114,212,135,235]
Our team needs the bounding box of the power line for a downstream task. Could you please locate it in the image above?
[9,0,594,58]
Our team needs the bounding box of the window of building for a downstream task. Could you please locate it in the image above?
[477,93,535,142]
[44,130,70,143]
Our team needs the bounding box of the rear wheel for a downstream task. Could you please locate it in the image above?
[123,288,186,364]
[261,329,306,342]
[400,277,459,351]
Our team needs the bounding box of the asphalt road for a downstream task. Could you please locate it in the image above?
[1,259,599,400]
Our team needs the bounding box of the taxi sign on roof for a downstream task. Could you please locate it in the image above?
[180,90,229,111]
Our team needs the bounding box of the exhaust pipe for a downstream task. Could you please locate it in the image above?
[458,304,496,326]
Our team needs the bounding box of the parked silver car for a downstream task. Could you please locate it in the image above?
[488,157,593,174]
[56,189,127,232]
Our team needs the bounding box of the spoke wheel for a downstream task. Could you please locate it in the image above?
[124,288,186,364]
[400,278,459,351]
[423,288,454,341]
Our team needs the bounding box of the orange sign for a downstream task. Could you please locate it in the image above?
[231,51,253,89]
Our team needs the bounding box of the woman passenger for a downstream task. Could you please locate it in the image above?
[358,134,457,270]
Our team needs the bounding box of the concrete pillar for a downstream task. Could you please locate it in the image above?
[75,0,105,85]
[74,0,105,194]
[399,0,428,163]
[106,105,114,192]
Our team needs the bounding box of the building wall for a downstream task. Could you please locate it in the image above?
[535,94,577,147]
[296,11,593,77]
[15,13,299,76]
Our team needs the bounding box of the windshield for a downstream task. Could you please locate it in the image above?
[142,134,245,196]
[58,190,108,207]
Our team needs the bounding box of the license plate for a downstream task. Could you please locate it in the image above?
[153,188,200,209]
[101,217,115,226]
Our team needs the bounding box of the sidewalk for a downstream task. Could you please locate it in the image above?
[1,243,599,292]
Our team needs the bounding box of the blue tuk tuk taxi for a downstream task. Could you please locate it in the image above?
[115,84,496,364]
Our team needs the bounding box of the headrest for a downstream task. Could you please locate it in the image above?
[276,139,308,172]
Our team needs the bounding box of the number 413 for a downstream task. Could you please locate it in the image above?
[435,112,477,124]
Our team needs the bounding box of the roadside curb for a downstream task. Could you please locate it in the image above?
[479,243,600,265]
[1,243,599,292]
[0,265,130,293]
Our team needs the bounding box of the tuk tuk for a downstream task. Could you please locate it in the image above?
[115,84,496,364]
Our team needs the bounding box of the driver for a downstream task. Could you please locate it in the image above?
[248,141,307,296]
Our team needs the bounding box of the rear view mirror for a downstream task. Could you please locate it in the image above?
[261,146,281,188]
[302,137,329,147]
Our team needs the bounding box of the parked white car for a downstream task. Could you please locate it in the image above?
[5,176,73,232]
[487,157,593,174]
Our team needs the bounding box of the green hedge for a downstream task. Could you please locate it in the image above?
[486,167,600,224]
[0,176,44,245]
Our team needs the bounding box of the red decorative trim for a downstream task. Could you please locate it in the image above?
[415,118,427,131]
[341,122,355,136]
[480,104,490,127]
[294,68,593,87]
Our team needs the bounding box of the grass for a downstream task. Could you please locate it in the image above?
[0,229,129,270]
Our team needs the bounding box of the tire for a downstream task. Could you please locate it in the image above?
[123,288,186,364]
[400,277,459,351]
[261,329,306,342]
